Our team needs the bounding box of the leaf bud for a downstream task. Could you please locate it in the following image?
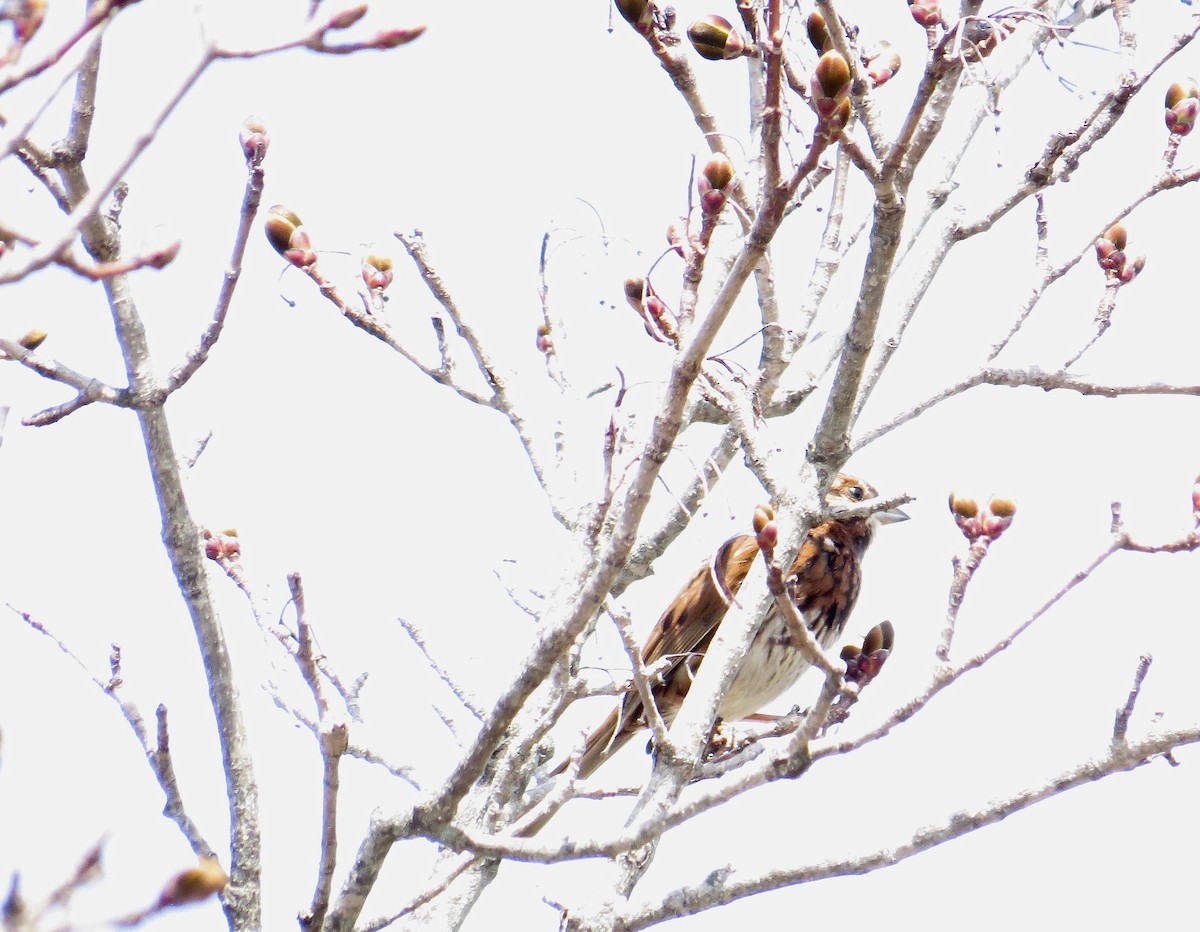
[687,15,751,61]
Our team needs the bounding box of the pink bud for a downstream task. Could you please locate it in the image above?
[700,189,727,215]
[908,0,942,28]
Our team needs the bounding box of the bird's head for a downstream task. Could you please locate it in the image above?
[825,474,910,526]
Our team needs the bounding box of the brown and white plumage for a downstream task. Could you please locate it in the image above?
[561,474,907,779]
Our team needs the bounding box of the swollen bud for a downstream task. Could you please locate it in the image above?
[361,248,394,292]
[1095,222,1142,284]
[982,495,1017,537]
[156,858,228,909]
[841,620,894,687]
[752,503,776,535]
[687,15,752,61]
[1102,223,1127,251]
[908,0,942,27]
[327,4,368,30]
[624,276,649,309]
[950,492,1015,541]
[697,153,734,215]
[753,504,777,552]
[948,492,978,520]
[863,41,901,87]
[17,329,48,351]
[806,11,831,53]
[1165,80,1200,137]
[702,153,735,191]
[146,241,182,270]
[815,50,852,101]
[265,206,316,269]
[239,116,269,165]
[614,0,652,27]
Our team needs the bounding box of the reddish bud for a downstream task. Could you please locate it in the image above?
[1166,97,1200,137]
[146,241,182,270]
[700,189,727,215]
[908,0,942,27]
[980,495,1017,538]
[372,26,427,48]
[239,116,269,164]
[643,295,678,342]
[823,97,853,137]
[666,221,686,258]
[361,249,394,291]
[1117,255,1145,285]
[752,504,777,551]
[950,491,1020,541]
[841,621,894,687]
[327,3,368,29]
[863,41,901,87]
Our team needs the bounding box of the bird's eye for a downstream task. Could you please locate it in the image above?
[849,485,865,501]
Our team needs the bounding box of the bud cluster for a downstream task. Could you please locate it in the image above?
[1094,222,1145,285]
[812,50,853,135]
[908,0,942,28]
[623,276,679,344]
[361,248,394,292]
[203,528,242,563]
[1166,80,1199,137]
[949,493,1016,541]
[697,152,735,215]
[752,503,778,553]
[841,620,894,687]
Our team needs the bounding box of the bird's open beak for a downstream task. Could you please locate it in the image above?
[874,504,910,525]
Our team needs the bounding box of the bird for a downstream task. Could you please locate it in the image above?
[558,474,908,780]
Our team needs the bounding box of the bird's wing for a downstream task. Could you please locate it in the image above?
[639,533,760,671]
[563,535,760,779]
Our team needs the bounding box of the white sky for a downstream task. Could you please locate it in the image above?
[0,1,1198,930]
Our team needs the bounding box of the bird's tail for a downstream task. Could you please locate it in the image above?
[552,703,637,780]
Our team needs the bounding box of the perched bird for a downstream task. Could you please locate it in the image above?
[560,474,908,779]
